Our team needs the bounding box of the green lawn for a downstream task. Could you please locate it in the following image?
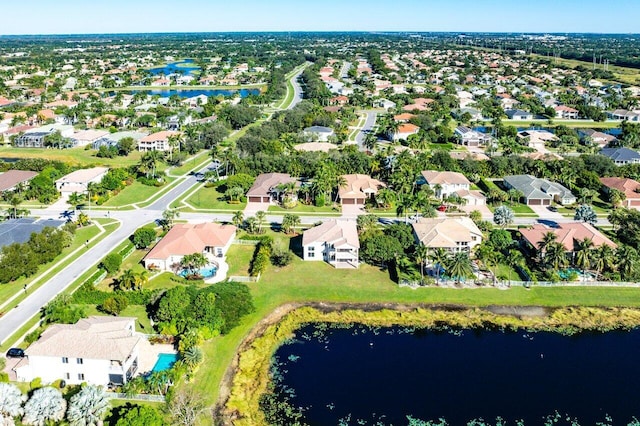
[488,203,536,216]
[82,304,152,333]
[183,185,245,210]
[226,245,256,276]
[0,223,105,310]
[102,179,174,207]
[267,203,340,214]
[169,151,211,177]
[0,146,142,167]
[192,251,640,411]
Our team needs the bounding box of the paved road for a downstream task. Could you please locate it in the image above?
[339,61,352,80]
[355,110,378,150]
[286,64,308,110]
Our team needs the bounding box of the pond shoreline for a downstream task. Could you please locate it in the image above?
[216,302,640,425]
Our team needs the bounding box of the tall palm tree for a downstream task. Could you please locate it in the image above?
[573,237,594,281]
[255,210,267,234]
[504,249,525,285]
[232,211,244,227]
[616,246,638,281]
[545,241,569,271]
[118,269,137,291]
[537,231,558,260]
[67,192,84,212]
[593,244,615,280]
[429,248,448,284]
[135,270,149,291]
[414,245,429,285]
[445,251,474,286]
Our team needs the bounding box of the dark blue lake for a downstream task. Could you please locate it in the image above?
[129,88,260,98]
[148,59,200,76]
[272,324,640,425]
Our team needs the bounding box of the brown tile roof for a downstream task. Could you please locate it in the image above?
[246,173,297,198]
[140,130,180,142]
[412,217,482,249]
[0,170,38,192]
[339,174,385,200]
[600,177,640,200]
[144,222,236,260]
[520,222,617,252]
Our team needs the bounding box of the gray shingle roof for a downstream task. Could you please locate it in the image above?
[0,218,66,248]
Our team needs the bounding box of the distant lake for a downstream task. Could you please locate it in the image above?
[129,88,260,98]
[148,59,200,76]
[272,323,640,425]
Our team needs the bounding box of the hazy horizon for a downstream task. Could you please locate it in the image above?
[1,0,639,36]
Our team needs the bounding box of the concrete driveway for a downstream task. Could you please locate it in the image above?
[528,204,564,221]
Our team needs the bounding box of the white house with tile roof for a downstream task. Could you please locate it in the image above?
[302,219,359,268]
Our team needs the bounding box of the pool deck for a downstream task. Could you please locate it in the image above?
[137,342,176,376]
[204,257,229,284]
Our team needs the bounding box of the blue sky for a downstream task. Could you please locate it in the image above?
[2,0,639,35]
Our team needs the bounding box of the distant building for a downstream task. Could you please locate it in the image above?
[303,126,334,142]
[412,217,483,253]
[454,126,492,147]
[600,177,640,209]
[520,223,617,255]
[338,174,385,205]
[138,130,180,152]
[246,173,297,204]
[0,170,38,192]
[505,109,534,120]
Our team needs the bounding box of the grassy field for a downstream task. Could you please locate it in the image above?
[183,185,245,210]
[488,202,537,216]
[82,304,152,333]
[0,146,143,167]
[530,54,640,85]
[102,179,174,207]
[226,245,255,276]
[190,246,640,412]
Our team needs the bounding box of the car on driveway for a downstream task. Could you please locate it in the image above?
[547,206,558,212]
[6,348,24,358]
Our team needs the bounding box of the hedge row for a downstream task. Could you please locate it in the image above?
[71,282,160,306]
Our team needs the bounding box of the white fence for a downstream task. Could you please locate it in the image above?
[106,392,165,402]
[229,274,260,283]
[233,239,260,246]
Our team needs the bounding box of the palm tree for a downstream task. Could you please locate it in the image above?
[180,253,208,277]
[504,249,525,285]
[118,269,137,291]
[232,211,244,227]
[475,242,499,285]
[22,387,67,426]
[414,245,429,285]
[537,231,558,260]
[137,150,163,179]
[609,188,626,209]
[146,370,170,395]
[255,210,267,234]
[574,237,594,281]
[578,188,597,205]
[66,385,109,426]
[162,208,180,231]
[244,216,258,234]
[445,251,474,285]
[8,194,25,219]
[281,213,301,234]
[616,246,638,281]
[544,241,569,271]
[593,244,615,280]
[333,175,347,203]
[429,248,448,284]
[67,192,84,212]
[135,270,149,290]
[0,383,26,424]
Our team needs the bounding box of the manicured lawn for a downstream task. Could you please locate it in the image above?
[102,179,174,207]
[169,151,211,176]
[427,142,455,151]
[267,203,340,214]
[184,185,245,210]
[488,203,536,215]
[226,245,255,276]
[0,146,142,167]
[82,304,152,333]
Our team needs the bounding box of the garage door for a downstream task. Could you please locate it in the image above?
[248,197,263,203]
[342,198,355,205]
[630,200,640,207]
[528,199,542,205]
[542,199,551,206]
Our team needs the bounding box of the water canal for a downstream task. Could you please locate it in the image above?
[271,323,640,425]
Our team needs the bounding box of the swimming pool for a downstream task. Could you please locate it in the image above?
[178,265,217,278]
[151,353,178,373]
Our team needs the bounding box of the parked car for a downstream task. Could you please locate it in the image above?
[547,206,558,212]
[6,348,25,358]
[437,205,447,212]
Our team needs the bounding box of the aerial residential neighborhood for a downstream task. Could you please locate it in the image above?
[0,5,640,425]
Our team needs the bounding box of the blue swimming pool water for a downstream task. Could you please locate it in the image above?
[178,265,217,278]
[151,353,178,373]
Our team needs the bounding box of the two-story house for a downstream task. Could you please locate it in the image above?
[412,217,483,253]
[15,317,145,386]
[418,171,485,205]
[302,219,359,269]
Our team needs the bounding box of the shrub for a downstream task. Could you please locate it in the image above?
[314,193,325,207]
[131,228,156,249]
[250,243,271,277]
[101,253,122,275]
[0,372,9,382]
[100,295,129,315]
[25,327,44,344]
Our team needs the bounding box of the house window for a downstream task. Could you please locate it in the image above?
[308,246,315,258]
[77,358,84,365]
[64,373,70,380]
[78,373,85,381]
[62,357,69,364]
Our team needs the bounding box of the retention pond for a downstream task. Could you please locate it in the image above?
[271,323,640,425]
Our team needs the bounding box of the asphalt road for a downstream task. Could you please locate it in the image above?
[355,110,378,150]
[286,64,308,110]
